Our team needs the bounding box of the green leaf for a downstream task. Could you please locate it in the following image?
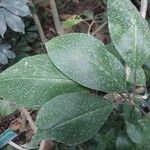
[105,43,125,65]
[2,8,25,33]
[144,56,150,85]
[96,135,107,150]
[0,51,8,64]
[126,67,146,86]
[0,43,16,64]
[2,145,16,150]
[0,9,7,37]
[32,92,112,145]
[144,55,150,69]
[0,99,16,116]
[126,122,142,144]
[63,15,82,29]
[0,0,31,17]
[46,33,126,93]
[82,10,94,20]
[0,54,85,108]
[116,135,130,150]
[108,0,150,70]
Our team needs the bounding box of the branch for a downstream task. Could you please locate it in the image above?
[92,21,107,36]
[140,0,148,18]
[30,0,47,43]
[87,21,95,35]
[49,0,64,35]
[19,107,37,134]
[8,141,26,150]
[39,140,53,150]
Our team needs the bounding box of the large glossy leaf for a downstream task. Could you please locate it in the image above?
[0,0,31,17]
[108,0,150,70]
[0,9,7,37]
[0,54,85,108]
[2,8,25,33]
[46,33,126,93]
[32,92,113,145]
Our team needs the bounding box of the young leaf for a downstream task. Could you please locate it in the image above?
[46,33,126,93]
[32,92,113,145]
[108,0,150,70]
[0,54,85,108]
[63,15,82,29]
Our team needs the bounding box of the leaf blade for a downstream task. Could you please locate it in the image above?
[0,54,85,108]
[32,92,113,145]
[2,8,25,33]
[0,9,7,37]
[46,33,126,92]
[0,0,31,17]
[108,0,150,69]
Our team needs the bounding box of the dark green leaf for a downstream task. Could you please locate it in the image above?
[46,33,126,93]
[2,50,16,59]
[0,0,31,17]
[0,43,11,50]
[0,9,7,37]
[0,51,8,64]
[2,8,25,33]
[108,0,150,69]
[116,135,130,150]
[32,92,113,145]
[126,122,142,144]
[0,43,15,64]
[0,54,85,108]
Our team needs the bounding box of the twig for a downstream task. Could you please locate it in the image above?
[92,21,107,36]
[19,108,53,150]
[133,69,137,97]
[49,0,64,35]
[87,21,95,35]
[39,140,53,150]
[30,0,47,43]
[140,0,148,18]
[19,107,37,134]
[8,141,26,150]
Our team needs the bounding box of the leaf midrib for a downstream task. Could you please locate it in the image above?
[38,104,111,131]
[52,43,122,82]
[0,77,72,83]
